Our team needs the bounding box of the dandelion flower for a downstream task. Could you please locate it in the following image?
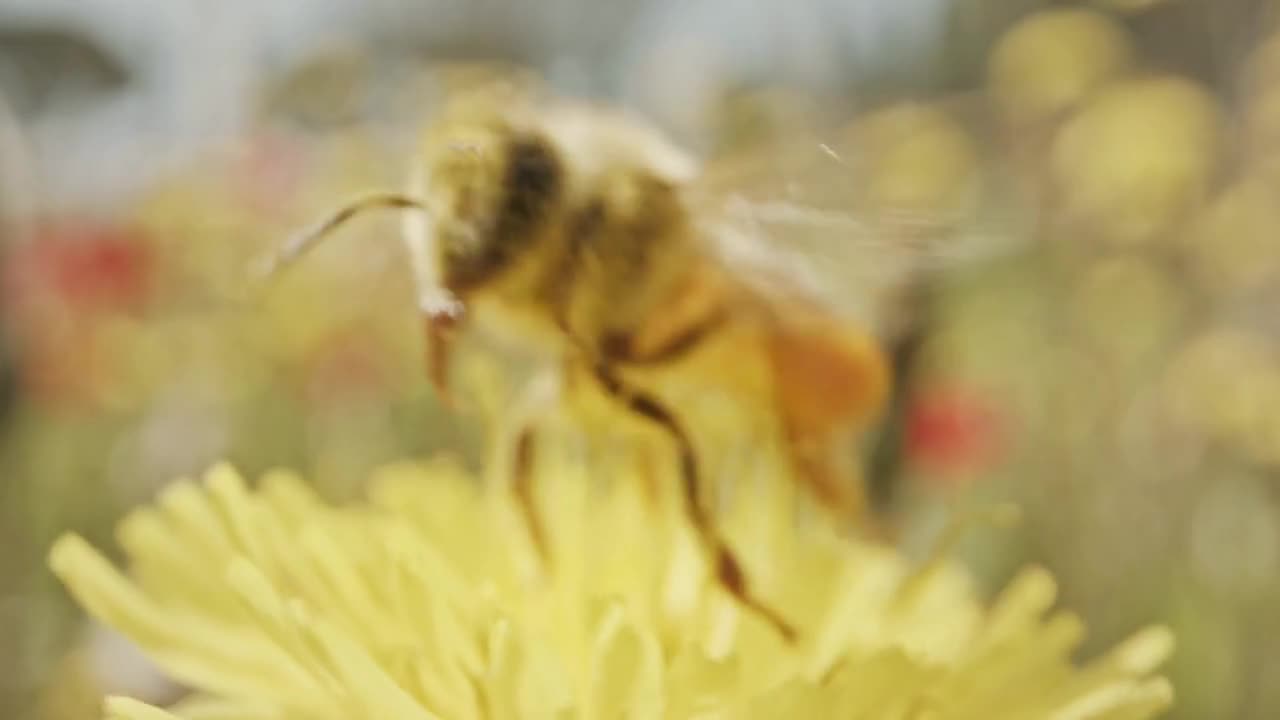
[51,453,1174,719]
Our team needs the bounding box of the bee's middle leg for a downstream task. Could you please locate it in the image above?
[592,364,798,643]
[511,424,550,562]
[787,435,884,539]
[501,369,564,565]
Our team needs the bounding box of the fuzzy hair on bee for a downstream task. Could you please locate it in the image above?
[257,81,958,642]
[401,91,711,363]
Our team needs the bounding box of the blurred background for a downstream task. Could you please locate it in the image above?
[1,0,1278,717]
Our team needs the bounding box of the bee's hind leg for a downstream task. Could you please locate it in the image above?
[592,364,798,643]
[787,435,887,541]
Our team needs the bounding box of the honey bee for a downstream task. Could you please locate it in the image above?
[258,78,1006,640]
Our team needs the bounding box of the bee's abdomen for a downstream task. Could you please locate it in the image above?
[767,317,891,441]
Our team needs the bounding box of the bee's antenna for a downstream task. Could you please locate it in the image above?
[251,192,428,286]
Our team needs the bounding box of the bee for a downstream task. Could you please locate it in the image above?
[258,79,1004,641]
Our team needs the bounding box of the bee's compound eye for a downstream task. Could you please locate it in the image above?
[437,133,562,293]
[500,135,562,231]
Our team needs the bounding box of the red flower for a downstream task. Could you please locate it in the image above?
[6,220,153,314]
[3,219,154,410]
[904,384,1006,479]
[297,326,392,405]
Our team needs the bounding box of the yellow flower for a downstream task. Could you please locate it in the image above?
[51,455,1173,719]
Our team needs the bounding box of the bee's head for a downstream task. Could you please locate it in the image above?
[416,107,564,297]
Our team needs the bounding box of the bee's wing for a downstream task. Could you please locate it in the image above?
[688,92,1033,341]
